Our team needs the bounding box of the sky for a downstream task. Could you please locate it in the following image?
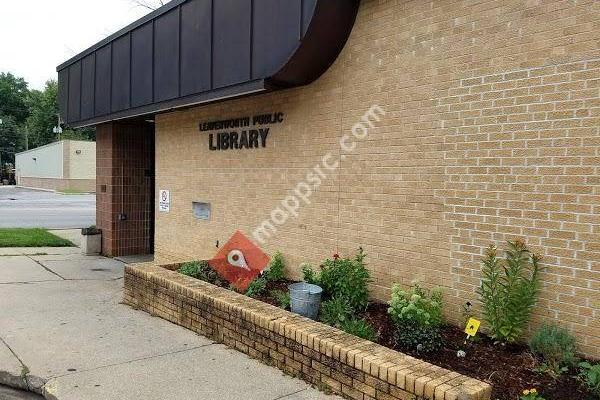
[0,0,161,90]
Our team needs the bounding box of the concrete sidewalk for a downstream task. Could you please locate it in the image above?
[0,248,338,400]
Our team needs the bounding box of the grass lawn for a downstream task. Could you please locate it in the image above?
[0,229,74,247]
[57,189,89,195]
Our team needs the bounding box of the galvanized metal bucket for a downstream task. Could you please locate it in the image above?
[289,282,323,320]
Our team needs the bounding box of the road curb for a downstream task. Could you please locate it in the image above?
[0,369,47,398]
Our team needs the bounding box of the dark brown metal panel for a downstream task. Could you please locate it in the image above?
[302,0,317,36]
[271,0,360,87]
[212,0,251,88]
[57,0,360,127]
[94,44,112,116]
[180,0,212,96]
[81,54,95,120]
[252,0,301,79]
[67,62,81,123]
[154,7,180,102]
[111,34,131,112]
[58,69,69,124]
[131,23,154,107]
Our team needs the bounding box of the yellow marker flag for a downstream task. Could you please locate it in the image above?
[464,318,481,338]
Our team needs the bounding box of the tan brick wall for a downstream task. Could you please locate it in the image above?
[154,0,600,357]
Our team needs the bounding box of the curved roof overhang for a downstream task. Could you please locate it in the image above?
[57,0,360,128]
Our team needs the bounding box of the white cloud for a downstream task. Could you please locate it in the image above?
[0,0,155,90]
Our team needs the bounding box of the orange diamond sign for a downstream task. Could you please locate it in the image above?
[208,230,270,291]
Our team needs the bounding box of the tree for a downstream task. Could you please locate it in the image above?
[0,72,30,123]
[0,115,25,165]
[129,0,168,11]
[26,81,59,149]
[26,80,95,149]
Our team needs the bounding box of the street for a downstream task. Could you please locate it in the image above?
[0,187,94,229]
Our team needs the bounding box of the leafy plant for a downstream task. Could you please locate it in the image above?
[529,324,577,377]
[578,362,600,398]
[178,261,228,287]
[270,290,291,310]
[477,241,543,343]
[520,388,545,400]
[265,251,285,282]
[340,318,377,341]
[320,297,353,327]
[302,248,371,313]
[301,263,319,285]
[178,262,200,278]
[245,276,267,298]
[388,283,443,353]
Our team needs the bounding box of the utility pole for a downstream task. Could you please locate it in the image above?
[53,114,63,141]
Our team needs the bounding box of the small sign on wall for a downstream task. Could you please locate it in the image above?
[159,190,170,212]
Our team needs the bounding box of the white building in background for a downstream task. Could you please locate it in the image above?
[15,140,96,192]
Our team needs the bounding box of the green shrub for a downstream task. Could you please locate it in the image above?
[302,248,371,313]
[265,251,285,282]
[270,290,291,310]
[340,318,377,341]
[388,283,443,353]
[178,261,227,286]
[578,362,600,398]
[301,263,319,285]
[477,240,542,344]
[320,297,353,327]
[178,262,201,278]
[245,276,267,298]
[529,324,577,377]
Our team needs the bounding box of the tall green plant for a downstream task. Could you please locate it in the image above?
[302,248,371,313]
[477,240,542,344]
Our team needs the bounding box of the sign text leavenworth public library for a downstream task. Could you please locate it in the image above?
[199,112,284,151]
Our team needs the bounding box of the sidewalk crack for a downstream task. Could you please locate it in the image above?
[26,256,66,280]
[0,335,40,392]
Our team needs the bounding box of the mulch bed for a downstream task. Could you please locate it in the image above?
[362,303,591,400]
[180,271,592,400]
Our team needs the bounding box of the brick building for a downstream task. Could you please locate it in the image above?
[57,0,600,358]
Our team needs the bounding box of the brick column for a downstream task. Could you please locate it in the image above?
[96,121,155,257]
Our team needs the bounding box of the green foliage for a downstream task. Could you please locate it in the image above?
[178,261,227,287]
[520,389,545,400]
[0,115,25,164]
[302,248,371,313]
[178,262,200,277]
[340,318,377,341]
[245,276,268,298]
[320,297,353,327]
[0,75,94,164]
[388,283,443,353]
[578,362,600,398]
[26,80,95,149]
[477,241,543,344]
[529,324,577,377]
[270,290,291,310]
[265,251,285,282]
[0,72,29,123]
[301,263,319,285]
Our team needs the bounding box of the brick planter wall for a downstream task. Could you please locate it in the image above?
[124,263,491,400]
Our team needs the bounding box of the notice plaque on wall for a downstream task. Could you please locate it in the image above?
[199,112,284,151]
[159,190,170,212]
